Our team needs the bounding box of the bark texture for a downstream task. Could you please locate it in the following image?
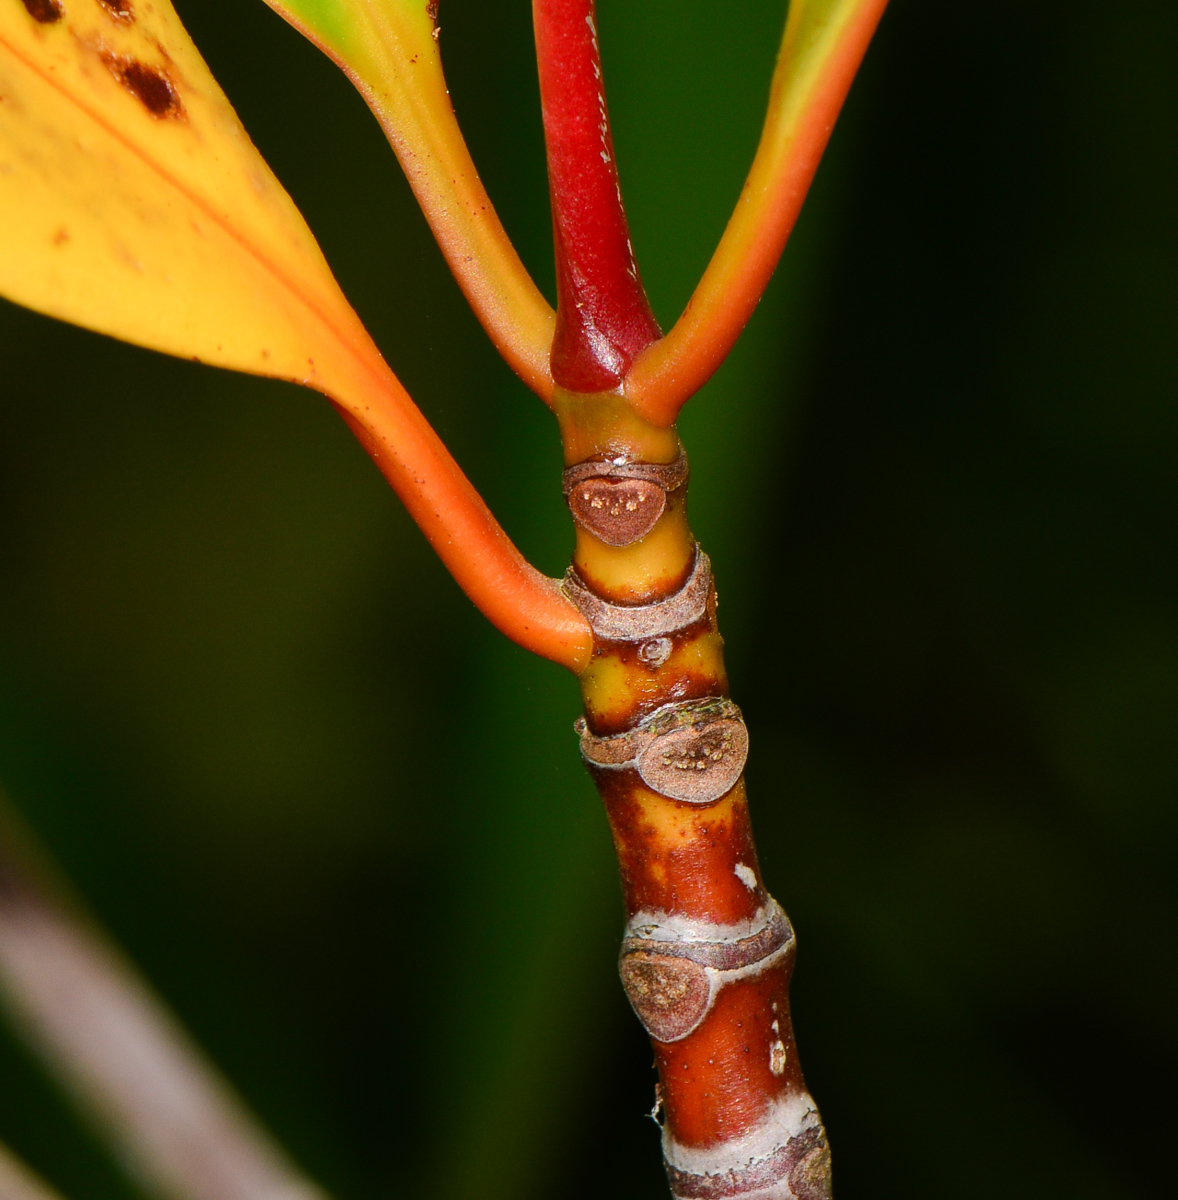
[557,393,829,1200]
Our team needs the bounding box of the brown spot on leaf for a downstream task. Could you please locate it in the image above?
[426,0,438,23]
[103,54,182,118]
[21,0,64,24]
[96,0,133,21]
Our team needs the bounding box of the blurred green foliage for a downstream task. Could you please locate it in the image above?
[0,0,1175,1196]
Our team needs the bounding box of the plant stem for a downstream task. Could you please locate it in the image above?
[329,394,592,672]
[0,809,327,1200]
[538,7,832,1191]
[264,0,559,400]
[0,1141,68,1200]
[533,0,661,391]
[624,0,890,426]
[556,395,829,1198]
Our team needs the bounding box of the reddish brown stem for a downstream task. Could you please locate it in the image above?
[533,0,661,391]
[575,568,825,1199]
[556,393,828,1198]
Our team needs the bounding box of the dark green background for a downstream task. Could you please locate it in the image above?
[1,0,1175,1195]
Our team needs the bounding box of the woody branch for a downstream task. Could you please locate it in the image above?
[533,2,831,1196]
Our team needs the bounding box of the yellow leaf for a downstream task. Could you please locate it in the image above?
[0,0,592,670]
[0,0,377,396]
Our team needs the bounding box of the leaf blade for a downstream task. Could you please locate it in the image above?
[0,0,590,669]
[0,0,370,387]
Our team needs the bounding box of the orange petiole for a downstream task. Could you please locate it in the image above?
[624,0,891,426]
